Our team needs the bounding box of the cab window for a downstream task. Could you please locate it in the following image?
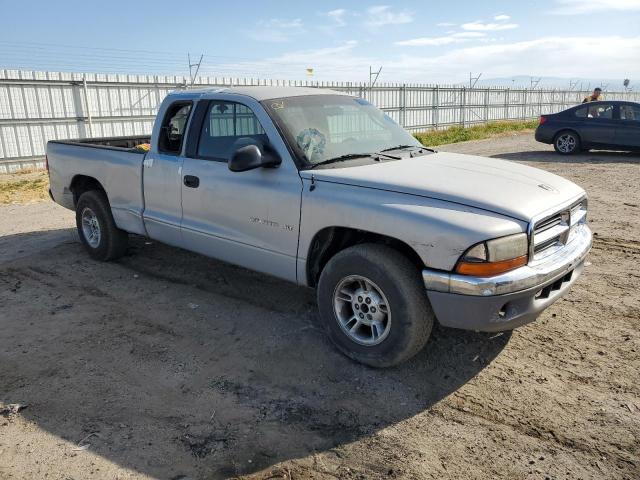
[158,102,192,154]
[197,101,267,161]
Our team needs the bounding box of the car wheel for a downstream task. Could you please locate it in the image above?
[317,243,434,367]
[76,190,128,261]
[554,131,580,155]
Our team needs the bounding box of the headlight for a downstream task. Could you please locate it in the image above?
[456,233,528,276]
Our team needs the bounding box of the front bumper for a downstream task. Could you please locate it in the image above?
[422,224,592,332]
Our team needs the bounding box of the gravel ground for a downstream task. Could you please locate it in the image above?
[0,133,638,480]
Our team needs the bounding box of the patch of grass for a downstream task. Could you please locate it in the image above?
[0,171,50,204]
[414,120,539,147]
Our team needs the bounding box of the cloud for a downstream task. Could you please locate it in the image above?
[397,32,485,47]
[493,14,511,21]
[260,18,303,29]
[437,22,456,27]
[390,35,640,82]
[202,41,366,79]
[461,21,519,31]
[551,0,640,14]
[206,35,640,83]
[366,5,414,26]
[327,9,347,26]
[248,18,304,43]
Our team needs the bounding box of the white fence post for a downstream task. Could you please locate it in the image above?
[484,88,489,122]
[461,87,467,127]
[434,85,439,129]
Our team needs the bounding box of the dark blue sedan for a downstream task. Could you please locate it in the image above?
[535,101,640,155]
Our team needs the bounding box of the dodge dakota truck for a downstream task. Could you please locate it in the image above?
[47,86,592,367]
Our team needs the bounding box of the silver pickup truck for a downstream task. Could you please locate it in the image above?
[47,86,592,367]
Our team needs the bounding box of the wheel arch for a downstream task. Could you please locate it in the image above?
[69,175,107,207]
[305,226,425,288]
[554,128,582,144]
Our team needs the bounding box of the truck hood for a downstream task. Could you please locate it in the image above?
[301,152,585,221]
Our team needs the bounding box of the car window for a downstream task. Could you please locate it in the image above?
[158,102,192,154]
[586,103,613,119]
[574,107,587,118]
[197,101,268,161]
[620,104,640,122]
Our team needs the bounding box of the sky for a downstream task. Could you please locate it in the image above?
[0,0,639,87]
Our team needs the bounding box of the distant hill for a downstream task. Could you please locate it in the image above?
[471,75,632,91]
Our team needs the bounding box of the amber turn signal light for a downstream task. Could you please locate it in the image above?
[455,255,528,276]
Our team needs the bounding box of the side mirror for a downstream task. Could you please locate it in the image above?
[228,144,281,172]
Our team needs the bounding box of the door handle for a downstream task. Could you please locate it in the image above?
[183,175,200,188]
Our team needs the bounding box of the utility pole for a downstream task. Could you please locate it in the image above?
[188,53,204,88]
[530,77,541,89]
[369,66,382,91]
[469,72,482,88]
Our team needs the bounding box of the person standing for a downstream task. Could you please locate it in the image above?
[582,87,603,103]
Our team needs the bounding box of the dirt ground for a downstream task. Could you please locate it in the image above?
[0,134,638,480]
[0,171,49,205]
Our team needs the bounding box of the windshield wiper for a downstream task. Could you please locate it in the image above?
[309,153,374,169]
[379,144,436,155]
[379,144,417,152]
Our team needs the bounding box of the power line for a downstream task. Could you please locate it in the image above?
[0,40,368,70]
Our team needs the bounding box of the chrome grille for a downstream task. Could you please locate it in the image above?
[531,199,587,262]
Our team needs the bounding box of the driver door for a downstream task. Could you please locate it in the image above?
[180,98,303,282]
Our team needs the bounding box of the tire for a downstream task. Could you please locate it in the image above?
[317,243,434,367]
[75,190,128,261]
[554,131,580,155]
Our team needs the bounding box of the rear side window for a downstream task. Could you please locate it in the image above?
[574,107,587,118]
[158,102,192,154]
[197,101,267,161]
[620,104,640,122]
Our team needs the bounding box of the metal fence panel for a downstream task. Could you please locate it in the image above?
[1,69,639,172]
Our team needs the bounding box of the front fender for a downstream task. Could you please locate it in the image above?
[297,179,527,284]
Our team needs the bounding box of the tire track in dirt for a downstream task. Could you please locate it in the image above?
[592,235,640,254]
[434,402,639,471]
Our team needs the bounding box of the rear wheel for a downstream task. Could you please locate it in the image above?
[317,244,434,367]
[75,190,128,261]
[554,131,580,155]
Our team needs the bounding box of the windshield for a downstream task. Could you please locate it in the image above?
[263,95,422,166]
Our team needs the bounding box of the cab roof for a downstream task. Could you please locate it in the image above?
[169,86,350,101]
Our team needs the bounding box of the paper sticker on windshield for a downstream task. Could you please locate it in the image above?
[271,100,284,110]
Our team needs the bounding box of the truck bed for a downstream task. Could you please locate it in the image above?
[47,136,149,236]
[50,135,151,150]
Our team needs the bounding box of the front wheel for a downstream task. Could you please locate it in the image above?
[554,131,580,155]
[76,190,128,261]
[317,244,434,367]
